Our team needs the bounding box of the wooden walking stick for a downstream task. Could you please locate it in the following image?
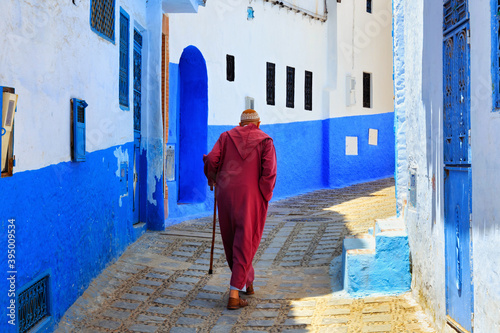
[209,184,217,274]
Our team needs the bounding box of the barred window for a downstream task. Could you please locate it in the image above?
[227,55,235,82]
[266,62,276,106]
[286,66,295,108]
[90,0,116,42]
[363,72,372,108]
[305,71,313,111]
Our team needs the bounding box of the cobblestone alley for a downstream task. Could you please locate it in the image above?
[56,179,435,333]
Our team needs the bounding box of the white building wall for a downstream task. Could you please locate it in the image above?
[169,0,329,126]
[0,0,148,173]
[329,0,393,119]
[395,0,500,330]
[470,0,500,330]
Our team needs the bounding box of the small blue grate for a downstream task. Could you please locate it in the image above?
[19,276,49,333]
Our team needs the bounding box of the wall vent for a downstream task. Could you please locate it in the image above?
[18,276,50,333]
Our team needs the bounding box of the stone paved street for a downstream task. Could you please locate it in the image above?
[56,178,435,333]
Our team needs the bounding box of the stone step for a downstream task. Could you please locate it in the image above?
[339,217,411,297]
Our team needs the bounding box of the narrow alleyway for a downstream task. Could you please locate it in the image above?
[56,179,435,333]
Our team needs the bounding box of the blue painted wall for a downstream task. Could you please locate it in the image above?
[166,112,395,220]
[325,112,395,188]
[0,143,143,332]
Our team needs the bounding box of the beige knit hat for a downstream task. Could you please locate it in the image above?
[240,109,260,122]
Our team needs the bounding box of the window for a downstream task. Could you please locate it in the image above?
[119,9,129,108]
[363,72,372,108]
[227,55,235,82]
[305,71,313,111]
[286,66,295,108]
[493,0,500,109]
[366,0,372,13]
[134,29,143,132]
[90,0,116,42]
[266,62,276,105]
[1,87,17,178]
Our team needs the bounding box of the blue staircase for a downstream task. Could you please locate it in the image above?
[341,217,411,297]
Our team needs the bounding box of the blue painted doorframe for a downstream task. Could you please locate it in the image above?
[443,1,473,331]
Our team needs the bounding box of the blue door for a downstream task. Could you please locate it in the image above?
[443,1,473,331]
[133,29,142,224]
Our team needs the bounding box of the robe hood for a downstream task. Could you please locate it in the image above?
[227,123,271,160]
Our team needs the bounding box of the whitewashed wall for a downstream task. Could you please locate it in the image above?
[0,0,149,173]
[469,0,500,330]
[395,0,500,331]
[169,0,329,126]
[328,0,393,118]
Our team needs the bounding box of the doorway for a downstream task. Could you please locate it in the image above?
[178,45,208,204]
[443,1,473,331]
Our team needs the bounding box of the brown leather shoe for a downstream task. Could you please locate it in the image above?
[227,297,248,310]
[245,283,255,295]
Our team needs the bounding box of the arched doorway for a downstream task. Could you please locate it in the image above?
[178,45,208,203]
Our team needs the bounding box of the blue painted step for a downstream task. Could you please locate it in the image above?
[341,217,411,297]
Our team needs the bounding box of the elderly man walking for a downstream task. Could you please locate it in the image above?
[203,109,277,310]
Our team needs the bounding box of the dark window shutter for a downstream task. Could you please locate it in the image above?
[266,62,276,105]
[286,66,295,108]
[363,72,371,108]
[305,71,313,111]
[227,55,235,82]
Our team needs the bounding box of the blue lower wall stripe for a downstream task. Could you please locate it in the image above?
[167,112,395,219]
[0,142,140,332]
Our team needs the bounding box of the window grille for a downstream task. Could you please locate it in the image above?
[305,71,313,111]
[366,0,372,13]
[266,62,275,105]
[90,0,115,42]
[227,55,235,82]
[286,66,295,108]
[19,276,49,333]
[363,72,372,108]
[444,0,468,34]
[119,10,129,108]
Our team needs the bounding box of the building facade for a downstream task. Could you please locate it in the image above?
[394,0,500,331]
[165,0,395,220]
[0,0,203,331]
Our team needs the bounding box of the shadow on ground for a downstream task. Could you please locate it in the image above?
[56,178,435,333]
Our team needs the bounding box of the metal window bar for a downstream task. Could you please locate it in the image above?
[286,66,295,108]
[443,0,468,34]
[266,62,275,106]
[305,71,313,111]
[363,72,371,108]
[19,277,49,333]
[91,0,115,41]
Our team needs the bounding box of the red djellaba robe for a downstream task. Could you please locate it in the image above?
[203,123,277,290]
